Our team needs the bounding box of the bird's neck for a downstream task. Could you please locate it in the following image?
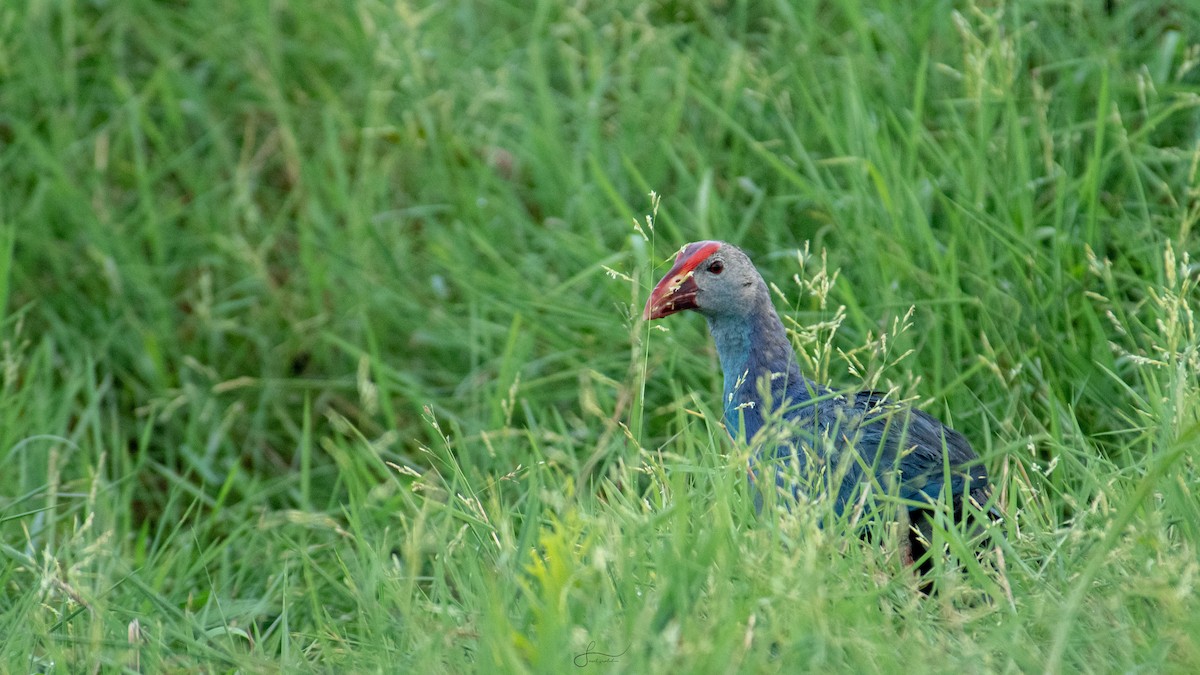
[706,297,808,440]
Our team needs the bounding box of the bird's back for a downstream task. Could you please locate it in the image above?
[750,386,990,518]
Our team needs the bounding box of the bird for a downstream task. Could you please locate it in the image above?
[643,240,995,574]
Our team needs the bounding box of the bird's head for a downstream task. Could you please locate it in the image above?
[643,241,764,321]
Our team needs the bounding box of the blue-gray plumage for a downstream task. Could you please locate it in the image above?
[644,241,993,564]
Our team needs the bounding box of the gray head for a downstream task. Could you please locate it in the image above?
[643,241,768,322]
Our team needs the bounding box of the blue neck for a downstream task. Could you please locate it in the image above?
[705,300,811,441]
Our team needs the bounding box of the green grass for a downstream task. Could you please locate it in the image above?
[2,0,1199,671]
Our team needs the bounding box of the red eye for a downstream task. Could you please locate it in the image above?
[708,260,724,275]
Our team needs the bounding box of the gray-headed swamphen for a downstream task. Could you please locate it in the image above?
[643,241,997,576]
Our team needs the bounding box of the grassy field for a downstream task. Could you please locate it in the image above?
[3,0,1200,671]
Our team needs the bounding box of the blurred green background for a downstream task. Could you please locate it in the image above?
[2,0,1199,671]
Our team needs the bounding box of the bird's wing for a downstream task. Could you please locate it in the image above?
[849,393,989,506]
[750,389,992,516]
